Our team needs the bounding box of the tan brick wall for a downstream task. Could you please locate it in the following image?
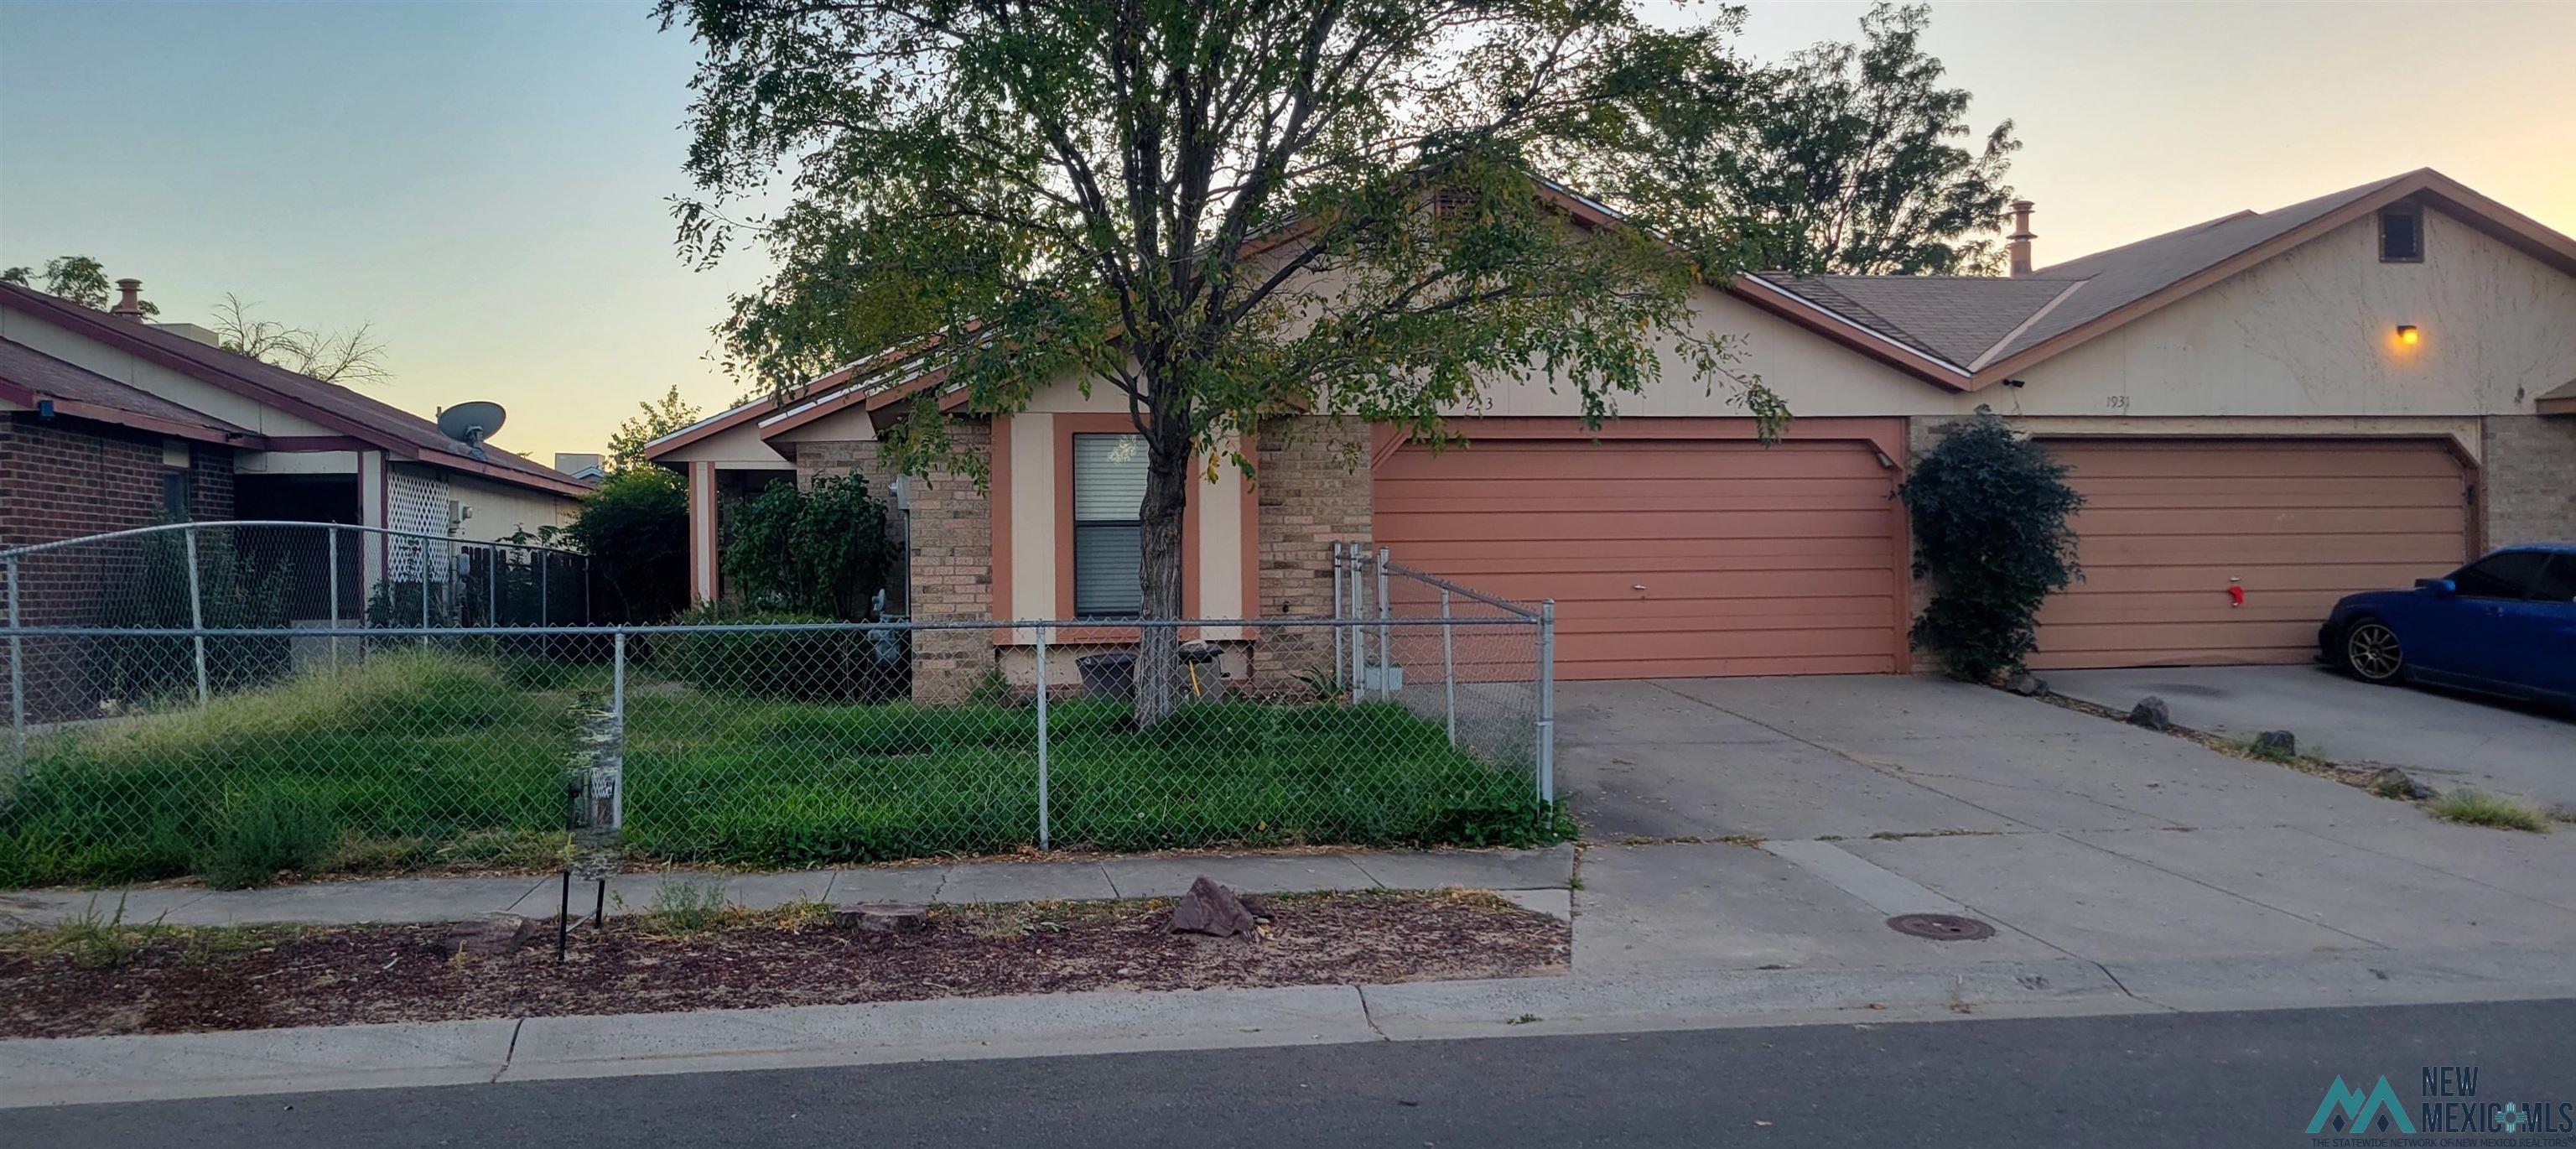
[1250,415,1372,683]
[792,439,882,491]
[2483,414,2576,548]
[894,420,995,701]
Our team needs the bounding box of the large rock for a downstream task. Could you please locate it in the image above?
[2005,672,2048,697]
[2127,696,2172,730]
[2252,730,2298,757]
[444,912,533,956]
[1169,876,1259,939]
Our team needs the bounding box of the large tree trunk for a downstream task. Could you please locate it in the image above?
[1133,443,1190,725]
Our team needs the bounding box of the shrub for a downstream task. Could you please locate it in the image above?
[720,473,894,620]
[1900,410,2085,681]
[651,605,902,700]
[564,467,693,623]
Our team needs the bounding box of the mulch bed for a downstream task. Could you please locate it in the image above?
[0,890,1567,1039]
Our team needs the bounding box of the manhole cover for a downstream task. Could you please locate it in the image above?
[1886,913,1996,941]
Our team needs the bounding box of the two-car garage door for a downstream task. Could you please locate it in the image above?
[1373,425,1908,679]
[2028,438,2473,668]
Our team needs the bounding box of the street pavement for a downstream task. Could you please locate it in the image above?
[20,998,2573,1147]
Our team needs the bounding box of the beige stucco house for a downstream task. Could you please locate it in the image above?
[647,168,2576,696]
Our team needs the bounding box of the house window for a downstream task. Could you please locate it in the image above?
[2379,203,2423,263]
[1071,434,1148,616]
[158,470,193,523]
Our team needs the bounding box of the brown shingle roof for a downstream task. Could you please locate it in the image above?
[0,336,255,441]
[1750,274,2077,369]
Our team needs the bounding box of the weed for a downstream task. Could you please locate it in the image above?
[645,876,730,933]
[197,788,339,890]
[42,893,169,970]
[1506,1013,1541,1025]
[2429,791,2553,833]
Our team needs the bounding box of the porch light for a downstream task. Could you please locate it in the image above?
[2396,324,2420,346]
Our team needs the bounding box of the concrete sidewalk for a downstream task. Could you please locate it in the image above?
[9,943,2573,1108]
[0,845,1577,930]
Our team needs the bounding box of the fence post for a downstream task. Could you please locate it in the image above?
[1535,600,1556,805]
[184,527,209,707]
[1034,622,1051,851]
[1329,541,1345,689]
[1374,547,1392,702]
[418,538,431,647]
[487,546,500,626]
[7,554,22,774]
[610,629,627,829]
[1348,546,1366,698]
[1441,588,1457,746]
[327,526,340,669]
[538,551,548,627]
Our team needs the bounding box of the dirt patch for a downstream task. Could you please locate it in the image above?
[0,890,1566,1039]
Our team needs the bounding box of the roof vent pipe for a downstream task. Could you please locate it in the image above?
[111,278,148,320]
[2007,200,2036,278]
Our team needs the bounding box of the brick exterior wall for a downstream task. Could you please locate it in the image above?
[2482,414,2576,548]
[1250,415,1373,682]
[880,421,995,701]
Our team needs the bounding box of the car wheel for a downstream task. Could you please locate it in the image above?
[2343,617,2406,684]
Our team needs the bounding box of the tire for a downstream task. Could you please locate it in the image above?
[2341,616,2406,684]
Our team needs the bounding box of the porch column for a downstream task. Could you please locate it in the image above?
[688,461,719,604]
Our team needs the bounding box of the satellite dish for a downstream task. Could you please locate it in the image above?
[436,402,506,460]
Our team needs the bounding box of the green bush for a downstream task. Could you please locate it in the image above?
[719,473,893,620]
[564,467,692,623]
[650,605,904,701]
[1900,410,2085,681]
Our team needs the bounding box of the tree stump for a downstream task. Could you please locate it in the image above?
[834,902,930,933]
[445,912,533,956]
[1169,876,1259,938]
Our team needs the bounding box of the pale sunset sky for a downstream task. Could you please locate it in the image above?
[3,1,2571,465]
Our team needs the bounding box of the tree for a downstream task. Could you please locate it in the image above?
[605,385,705,474]
[561,467,694,623]
[208,294,392,386]
[1,256,158,315]
[662,0,1783,719]
[1900,410,2084,682]
[1633,3,2018,276]
[720,474,894,621]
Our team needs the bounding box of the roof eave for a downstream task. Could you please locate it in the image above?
[1726,276,1974,391]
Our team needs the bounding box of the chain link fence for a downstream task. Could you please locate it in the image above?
[1,534,1555,890]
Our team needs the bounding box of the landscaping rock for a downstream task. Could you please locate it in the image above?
[2366,767,2435,801]
[2253,730,2298,757]
[444,912,533,956]
[2005,672,2047,697]
[834,902,930,933]
[2127,696,2171,730]
[1169,876,1259,939]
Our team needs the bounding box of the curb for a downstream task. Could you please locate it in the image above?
[11,944,2571,1109]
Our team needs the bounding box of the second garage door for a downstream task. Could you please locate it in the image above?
[2029,438,2472,668]
[1373,429,1906,679]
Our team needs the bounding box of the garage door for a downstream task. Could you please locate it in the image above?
[2029,438,2471,669]
[1374,432,1905,679]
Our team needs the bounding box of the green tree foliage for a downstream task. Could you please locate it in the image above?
[563,467,694,623]
[1900,411,2084,681]
[659,0,1787,716]
[1,256,158,315]
[719,474,893,621]
[1617,3,2018,275]
[605,385,704,474]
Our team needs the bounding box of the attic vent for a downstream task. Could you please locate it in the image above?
[2379,202,2423,263]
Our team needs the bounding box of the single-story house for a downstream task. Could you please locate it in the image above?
[0,277,592,565]
[649,168,2576,698]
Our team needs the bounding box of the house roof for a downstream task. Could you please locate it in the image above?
[0,336,261,445]
[2538,377,2576,417]
[1742,169,2576,389]
[0,281,593,497]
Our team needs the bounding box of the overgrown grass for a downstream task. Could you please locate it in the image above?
[0,651,573,889]
[0,650,1565,888]
[2428,790,2553,833]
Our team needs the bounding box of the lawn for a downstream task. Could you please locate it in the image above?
[0,650,1561,889]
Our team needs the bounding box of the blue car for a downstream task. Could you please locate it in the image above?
[2319,543,2576,711]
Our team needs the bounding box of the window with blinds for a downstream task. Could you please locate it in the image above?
[1072,434,1148,616]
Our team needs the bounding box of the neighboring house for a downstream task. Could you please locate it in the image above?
[0,278,593,557]
[650,168,2576,697]
[553,453,607,483]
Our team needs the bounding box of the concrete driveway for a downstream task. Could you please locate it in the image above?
[2044,663,2573,810]
[1552,675,2576,978]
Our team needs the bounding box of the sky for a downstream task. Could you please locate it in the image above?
[3,1,2573,465]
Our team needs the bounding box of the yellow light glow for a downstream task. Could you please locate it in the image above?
[2397,325,2421,346]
